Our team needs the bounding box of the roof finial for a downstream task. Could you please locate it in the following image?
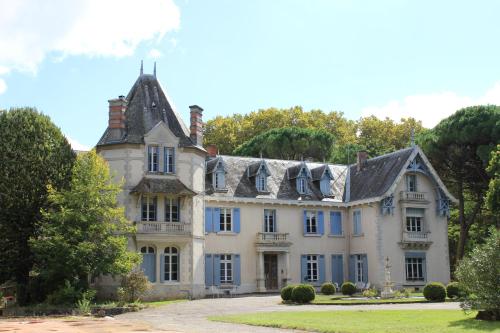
[140,60,143,75]
[153,62,156,77]
[259,150,263,159]
[410,128,415,147]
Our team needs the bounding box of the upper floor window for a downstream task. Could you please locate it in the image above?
[148,146,159,172]
[405,256,425,281]
[214,163,226,190]
[164,247,179,281]
[140,246,155,253]
[306,255,319,282]
[306,211,317,234]
[256,172,267,192]
[165,197,180,222]
[164,147,175,173]
[141,196,157,221]
[220,254,233,283]
[320,175,331,196]
[406,174,417,192]
[297,176,307,194]
[264,209,276,232]
[406,208,424,232]
[353,210,362,235]
[219,208,232,232]
[355,254,364,283]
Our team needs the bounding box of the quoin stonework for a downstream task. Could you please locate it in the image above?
[95,68,456,300]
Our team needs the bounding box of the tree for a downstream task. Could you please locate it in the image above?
[30,150,140,297]
[233,127,335,161]
[0,108,75,304]
[419,105,500,263]
[455,227,500,321]
[485,144,500,214]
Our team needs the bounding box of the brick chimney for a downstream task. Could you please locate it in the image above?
[108,96,127,141]
[189,105,204,146]
[207,144,218,158]
[357,151,368,171]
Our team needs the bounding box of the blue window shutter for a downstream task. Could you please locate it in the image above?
[214,255,221,286]
[214,208,221,232]
[348,255,355,282]
[233,208,241,233]
[164,147,167,172]
[205,207,213,233]
[147,146,152,171]
[155,146,160,171]
[205,254,213,286]
[303,210,307,235]
[362,254,368,283]
[329,212,335,235]
[332,212,342,235]
[177,198,181,222]
[318,211,324,235]
[172,147,176,173]
[234,254,241,285]
[140,253,156,283]
[319,255,325,284]
[332,255,343,285]
[301,255,307,282]
[160,254,165,283]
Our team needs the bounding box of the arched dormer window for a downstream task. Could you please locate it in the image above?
[247,160,271,193]
[320,173,331,196]
[214,162,226,190]
[297,168,308,194]
[256,172,267,192]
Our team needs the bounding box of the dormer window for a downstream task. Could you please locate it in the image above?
[148,146,159,172]
[297,176,308,194]
[320,174,331,196]
[214,164,225,190]
[164,147,175,173]
[256,172,267,192]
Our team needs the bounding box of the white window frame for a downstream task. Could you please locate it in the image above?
[256,172,267,192]
[141,196,156,221]
[165,197,180,222]
[406,174,417,192]
[264,209,276,232]
[164,147,175,173]
[405,257,424,281]
[307,255,319,282]
[355,254,364,283]
[164,247,179,282]
[406,208,424,232]
[306,210,317,234]
[148,146,159,172]
[214,170,225,190]
[219,208,232,232]
[220,254,233,284]
[140,246,155,254]
[297,176,307,194]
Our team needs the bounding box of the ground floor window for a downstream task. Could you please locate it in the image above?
[355,254,364,283]
[220,254,233,283]
[405,257,424,281]
[307,255,319,282]
[164,247,179,281]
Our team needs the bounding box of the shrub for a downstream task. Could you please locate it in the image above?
[362,288,378,298]
[291,284,315,303]
[320,282,336,295]
[446,282,461,299]
[46,280,81,305]
[75,289,96,315]
[341,282,356,296]
[119,270,152,303]
[423,282,446,302]
[455,228,500,320]
[280,285,295,301]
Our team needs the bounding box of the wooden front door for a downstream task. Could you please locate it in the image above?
[264,254,278,290]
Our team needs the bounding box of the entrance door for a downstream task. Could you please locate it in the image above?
[264,254,278,290]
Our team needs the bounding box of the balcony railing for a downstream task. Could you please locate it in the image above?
[403,231,430,242]
[136,221,191,234]
[257,232,289,242]
[400,191,427,201]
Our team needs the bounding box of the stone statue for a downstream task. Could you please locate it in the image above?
[381,256,395,298]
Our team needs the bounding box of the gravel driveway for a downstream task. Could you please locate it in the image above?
[118,295,461,333]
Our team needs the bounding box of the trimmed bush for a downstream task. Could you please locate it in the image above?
[423,282,446,302]
[341,282,356,296]
[446,282,461,299]
[320,282,336,295]
[280,285,295,301]
[291,284,316,303]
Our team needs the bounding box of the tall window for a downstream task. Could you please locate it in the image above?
[406,174,417,192]
[307,255,319,282]
[214,165,225,190]
[405,257,424,281]
[306,211,317,234]
[219,208,232,231]
[164,147,175,173]
[353,210,362,235]
[220,254,233,283]
[163,247,179,281]
[406,208,424,232]
[140,246,155,254]
[320,175,331,196]
[297,177,307,194]
[264,209,276,232]
[141,196,157,221]
[165,197,180,222]
[355,254,364,283]
[148,146,159,172]
[256,172,267,192]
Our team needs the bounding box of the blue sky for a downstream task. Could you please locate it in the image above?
[1,0,499,149]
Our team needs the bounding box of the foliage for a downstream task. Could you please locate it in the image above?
[320,282,336,295]
[455,228,500,319]
[75,289,96,315]
[341,282,356,296]
[423,282,447,302]
[362,288,378,298]
[233,127,335,161]
[119,270,152,303]
[290,284,316,304]
[485,144,500,214]
[419,105,500,263]
[0,108,75,304]
[280,285,295,301]
[446,282,462,299]
[393,288,411,298]
[30,150,140,297]
[46,280,81,305]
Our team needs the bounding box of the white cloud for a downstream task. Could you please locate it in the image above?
[0,78,6,94]
[66,135,91,151]
[148,48,162,59]
[361,82,500,128]
[0,0,180,74]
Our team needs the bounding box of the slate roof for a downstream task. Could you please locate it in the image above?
[97,74,197,148]
[131,177,196,196]
[347,147,414,202]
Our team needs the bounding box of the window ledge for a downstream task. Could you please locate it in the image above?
[257,190,271,194]
[404,280,426,285]
[352,233,365,238]
[328,234,345,238]
[214,188,229,193]
[216,231,237,236]
[160,281,181,285]
[303,233,323,237]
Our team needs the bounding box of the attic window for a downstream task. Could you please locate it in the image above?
[320,174,331,196]
[297,176,307,194]
[256,172,267,192]
[213,163,226,190]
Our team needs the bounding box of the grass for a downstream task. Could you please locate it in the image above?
[143,299,187,307]
[210,310,500,333]
[312,294,429,305]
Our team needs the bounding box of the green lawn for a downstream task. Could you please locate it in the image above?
[210,310,500,333]
[144,299,187,307]
[312,294,429,305]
